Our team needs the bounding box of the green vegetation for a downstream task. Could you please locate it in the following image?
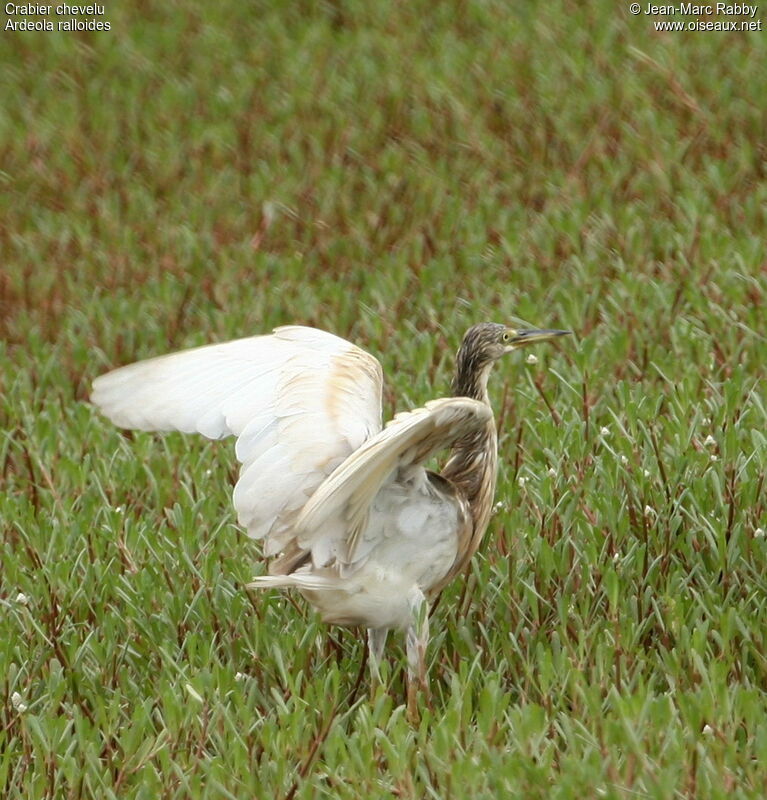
[2,1,766,796]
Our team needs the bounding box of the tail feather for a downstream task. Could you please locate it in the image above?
[247,574,340,592]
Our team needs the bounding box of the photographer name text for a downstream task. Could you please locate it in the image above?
[643,3,757,14]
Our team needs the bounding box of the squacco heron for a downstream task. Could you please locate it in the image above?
[91,322,569,707]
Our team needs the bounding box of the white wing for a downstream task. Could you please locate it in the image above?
[294,397,493,570]
[91,326,383,559]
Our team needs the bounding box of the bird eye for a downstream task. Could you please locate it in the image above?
[502,332,511,342]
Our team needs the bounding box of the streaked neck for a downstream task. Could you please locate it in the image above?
[451,357,493,404]
[446,357,498,537]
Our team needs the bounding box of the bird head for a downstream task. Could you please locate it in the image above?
[460,322,571,362]
[453,322,571,397]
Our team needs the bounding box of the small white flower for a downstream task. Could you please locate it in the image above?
[754,528,765,539]
[11,692,28,713]
[703,435,716,447]
[15,593,29,605]
[702,724,714,737]
[710,454,719,462]
[612,552,620,563]
[518,476,527,488]
[547,467,557,478]
[600,426,610,436]
[702,416,711,426]
[115,506,124,514]
[234,672,246,682]
[620,455,628,465]
[644,505,655,517]
[525,353,539,365]
[643,469,651,478]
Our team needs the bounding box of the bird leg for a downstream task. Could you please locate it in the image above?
[405,587,430,720]
[367,627,389,694]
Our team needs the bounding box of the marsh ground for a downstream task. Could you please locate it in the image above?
[2,2,766,797]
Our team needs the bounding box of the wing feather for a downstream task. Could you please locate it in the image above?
[295,397,493,567]
[91,326,384,557]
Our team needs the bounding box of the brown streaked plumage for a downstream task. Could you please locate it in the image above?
[90,322,570,713]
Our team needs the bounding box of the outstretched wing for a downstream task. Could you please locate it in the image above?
[294,397,493,570]
[91,326,383,557]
